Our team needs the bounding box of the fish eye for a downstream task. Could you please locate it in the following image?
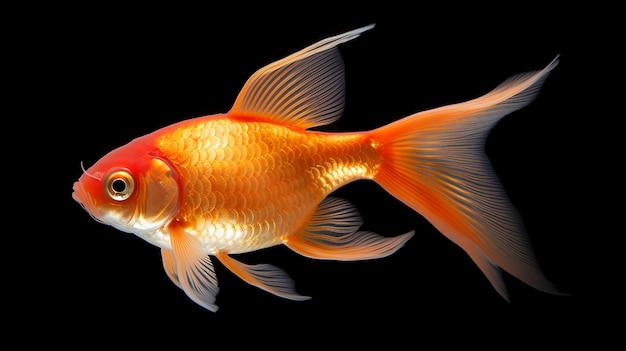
[105,170,135,201]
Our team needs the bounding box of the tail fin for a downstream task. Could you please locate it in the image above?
[371,56,561,301]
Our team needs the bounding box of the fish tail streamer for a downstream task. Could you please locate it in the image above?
[370,56,562,301]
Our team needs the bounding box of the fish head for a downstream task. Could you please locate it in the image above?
[72,140,181,235]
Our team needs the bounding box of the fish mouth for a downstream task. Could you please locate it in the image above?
[71,181,83,203]
[72,181,103,222]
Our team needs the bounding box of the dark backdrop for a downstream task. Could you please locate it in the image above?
[18,4,608,348]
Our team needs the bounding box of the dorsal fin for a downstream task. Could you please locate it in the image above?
[229,24,375,130]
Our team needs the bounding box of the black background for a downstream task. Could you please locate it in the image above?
[17,3,612,348]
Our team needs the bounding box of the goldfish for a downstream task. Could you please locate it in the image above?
[72,24,563,312]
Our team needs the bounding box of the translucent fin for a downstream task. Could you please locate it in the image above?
[229,24,375,129]
[161,248,182,290]
[372,56,562,300]
[215,252,310,301]
[285,197,414,260]
[168,221,220,312]
[459,237,509,301]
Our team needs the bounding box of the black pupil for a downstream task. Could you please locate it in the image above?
[112,178,127,193]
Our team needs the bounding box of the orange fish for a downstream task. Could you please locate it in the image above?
[72,24,563,311]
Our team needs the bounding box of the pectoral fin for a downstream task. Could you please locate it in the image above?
[285,197,414,260]
[215,252,310,301]
[167,221,220,312]
[161,248,182,290]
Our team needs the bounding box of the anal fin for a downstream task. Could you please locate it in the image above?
[285,197,414,260]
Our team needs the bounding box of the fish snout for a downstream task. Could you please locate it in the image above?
[72,181,84,204]
[72,181,101,219]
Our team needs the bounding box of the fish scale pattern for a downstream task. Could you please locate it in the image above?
[156,117,379,254]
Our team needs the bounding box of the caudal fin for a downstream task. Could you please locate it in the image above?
[371,56,562,301]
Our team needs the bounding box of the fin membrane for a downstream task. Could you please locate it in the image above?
[215,252,310,301]
[285,197,414,260]
[372,56,562,300]
[164,221,220,311]
[229,24,375,129]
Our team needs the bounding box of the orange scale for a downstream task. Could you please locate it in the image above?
[226,134,236,147]
[225,162,237,177]
[224,177,236,193]
[235,145,247,161]
[204,148,215,163]
[245,160,258,177]
[200,193,212,212]
[214,190,225,209]
[175,151,189,165]
[232,177,244,193]
[171,128,183,141]
[256,157,267,173]
[175,138,185,153]
[206,191,217,212]
[258,141,269,155]
[218,136,228,148]
[186,164,199,184]
[200,126,212,139]
[189,151,200,166]
[238,208,250,223]
[194,179,204,194]
[213,124,225,136]
[264,154,275,170]
[222,147,234,162]
[227,209,239,223]
[241,130,251,144]
[189,190,202,212]
[240,178,252,194]
[253,222,264,236]
[284,163,297,177]
[205,124,215,137]
[194,138,203,150]
[208,135,219,148]
[225,191,238,209]
[194,216,206,233]
[235,194,248,212]
[184,137,196,151]
[190,127,202,139]
[233,133,243,147]
[283,146,295,161]
[307,166,321,180]
[246,176,258,193]
[215,148,225,162]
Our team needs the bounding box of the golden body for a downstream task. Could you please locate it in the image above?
[156,116,377,254]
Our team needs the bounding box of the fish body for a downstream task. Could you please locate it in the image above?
[73,24,563,311]
[129,115,379,255]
